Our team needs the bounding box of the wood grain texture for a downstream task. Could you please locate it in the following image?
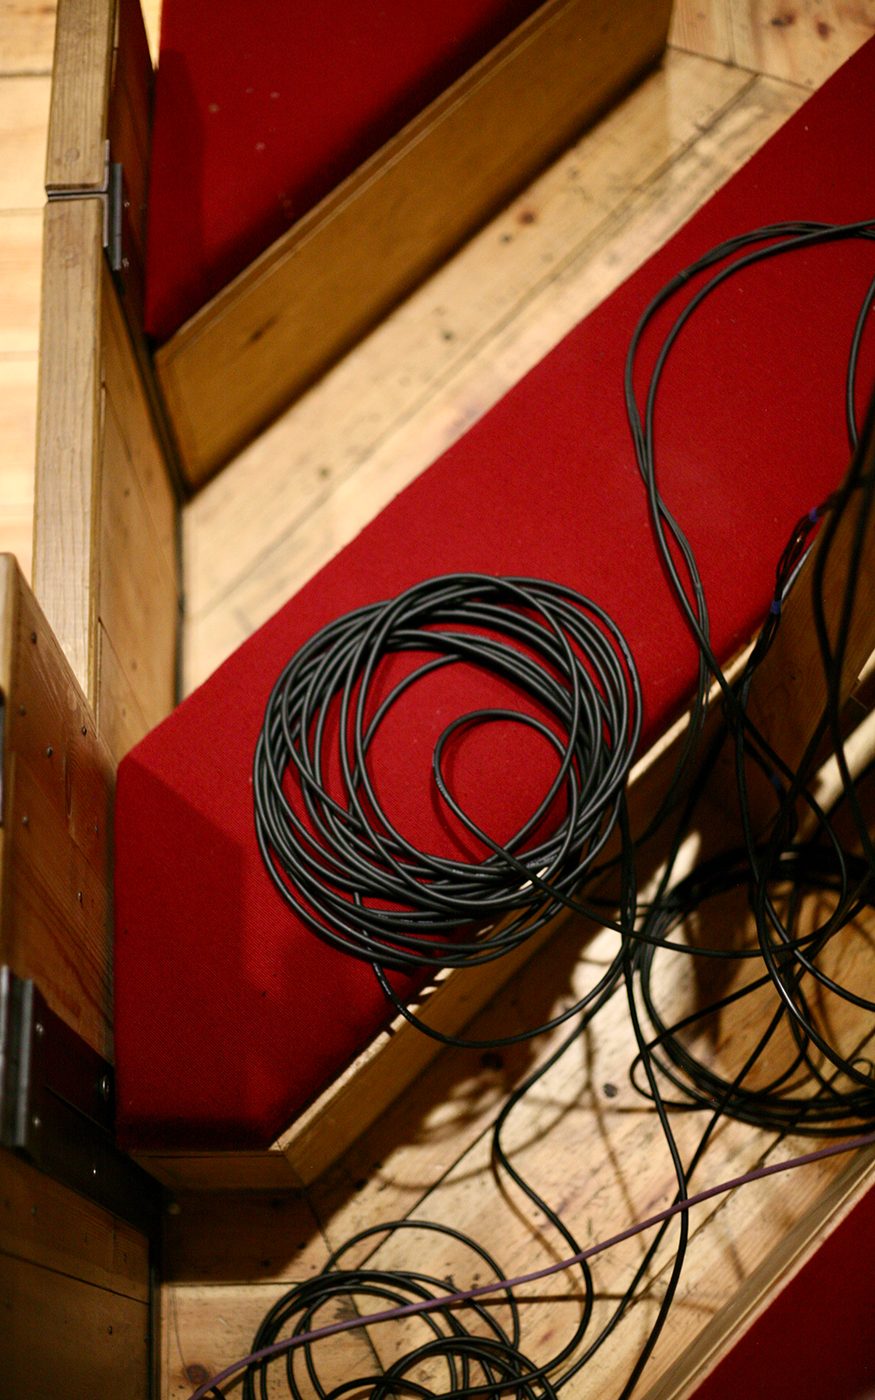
[0,0,58,74]
[731,0,875,87]
[0,555,115,1057]
[34,209,178,756]
[156,0,674,486]
[133,1148,300,1194]
[97,262,178,759]
[646,1148,875,1397]
[183,66,802,693]
[44,0,114,190]
[0,1148,149,1300]
[0,1251,150,1399]
[0,74,50,208]
[669,0,734,61]
[162,1283,380,1399]
[33,196,102,694]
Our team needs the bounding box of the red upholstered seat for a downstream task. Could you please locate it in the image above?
[115,40,875,1149]
[144,0,544,340]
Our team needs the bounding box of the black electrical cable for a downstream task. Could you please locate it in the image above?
[235,220,875,1398]
[254,573,642,973]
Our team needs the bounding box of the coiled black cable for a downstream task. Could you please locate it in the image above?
[254,573,641,972]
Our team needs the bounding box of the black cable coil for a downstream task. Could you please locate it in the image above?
[254,572,641,972]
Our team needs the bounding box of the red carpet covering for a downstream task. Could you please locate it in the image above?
[116,40,875,1150]
[144,0,543,340]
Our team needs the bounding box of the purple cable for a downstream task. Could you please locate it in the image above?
[188,1130,875,1399]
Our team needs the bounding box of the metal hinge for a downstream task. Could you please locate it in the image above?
[0,967,162,1234]
[46,139,125,274]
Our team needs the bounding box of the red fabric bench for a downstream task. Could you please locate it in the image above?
[115,38,875,1150]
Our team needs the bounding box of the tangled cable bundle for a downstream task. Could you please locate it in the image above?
[201,221,875,1400]
[632,845,875,1135]
[240,1221,567,1400]
[254,573,641,972]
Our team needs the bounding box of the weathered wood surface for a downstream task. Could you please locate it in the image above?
[156,0,674,487]
[670,0,875,85]
[44,0,114,191]
[0,554,115,1056]
[33,215,179,762]
[33,195,103,695]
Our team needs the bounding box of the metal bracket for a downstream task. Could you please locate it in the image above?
[0,967,162,1235]
[46,139,125,274]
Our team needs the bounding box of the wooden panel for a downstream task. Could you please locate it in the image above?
[731,0,875,88]
[669,0,734,61]
[0,1149,149,1300]
[648,1149,875,1396]
[0,1252,150,1399]
[133,1149,301,1194]
[0,555,114,1056]
[157,0,674,486]
[0,74,50,208]
[44,0,115,191]
[33,196,103,696]
[98,264,178,758]
[162,1283,379,1399]
[34,211,179,757]
[0,0,58,74]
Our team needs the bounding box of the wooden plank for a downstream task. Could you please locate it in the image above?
[183,69,801,692]
[0,555,115,1057]
[161,1283,380,1399]
[163,1190,329,1285]
[0,74,51,208]
[157,0,674,486]
[97,265,179,757]
[33,196,103,696]
[0,211,42,354]
[44,0,115,191]
[731,1,875,88]
[647,1149,875,1396]
[0,1148,149,1301]
[669,0,735,62]
[34,210,179,749]
[132,1148,299,1194]
[0,0,58,74]
[0,1251,150,1399]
